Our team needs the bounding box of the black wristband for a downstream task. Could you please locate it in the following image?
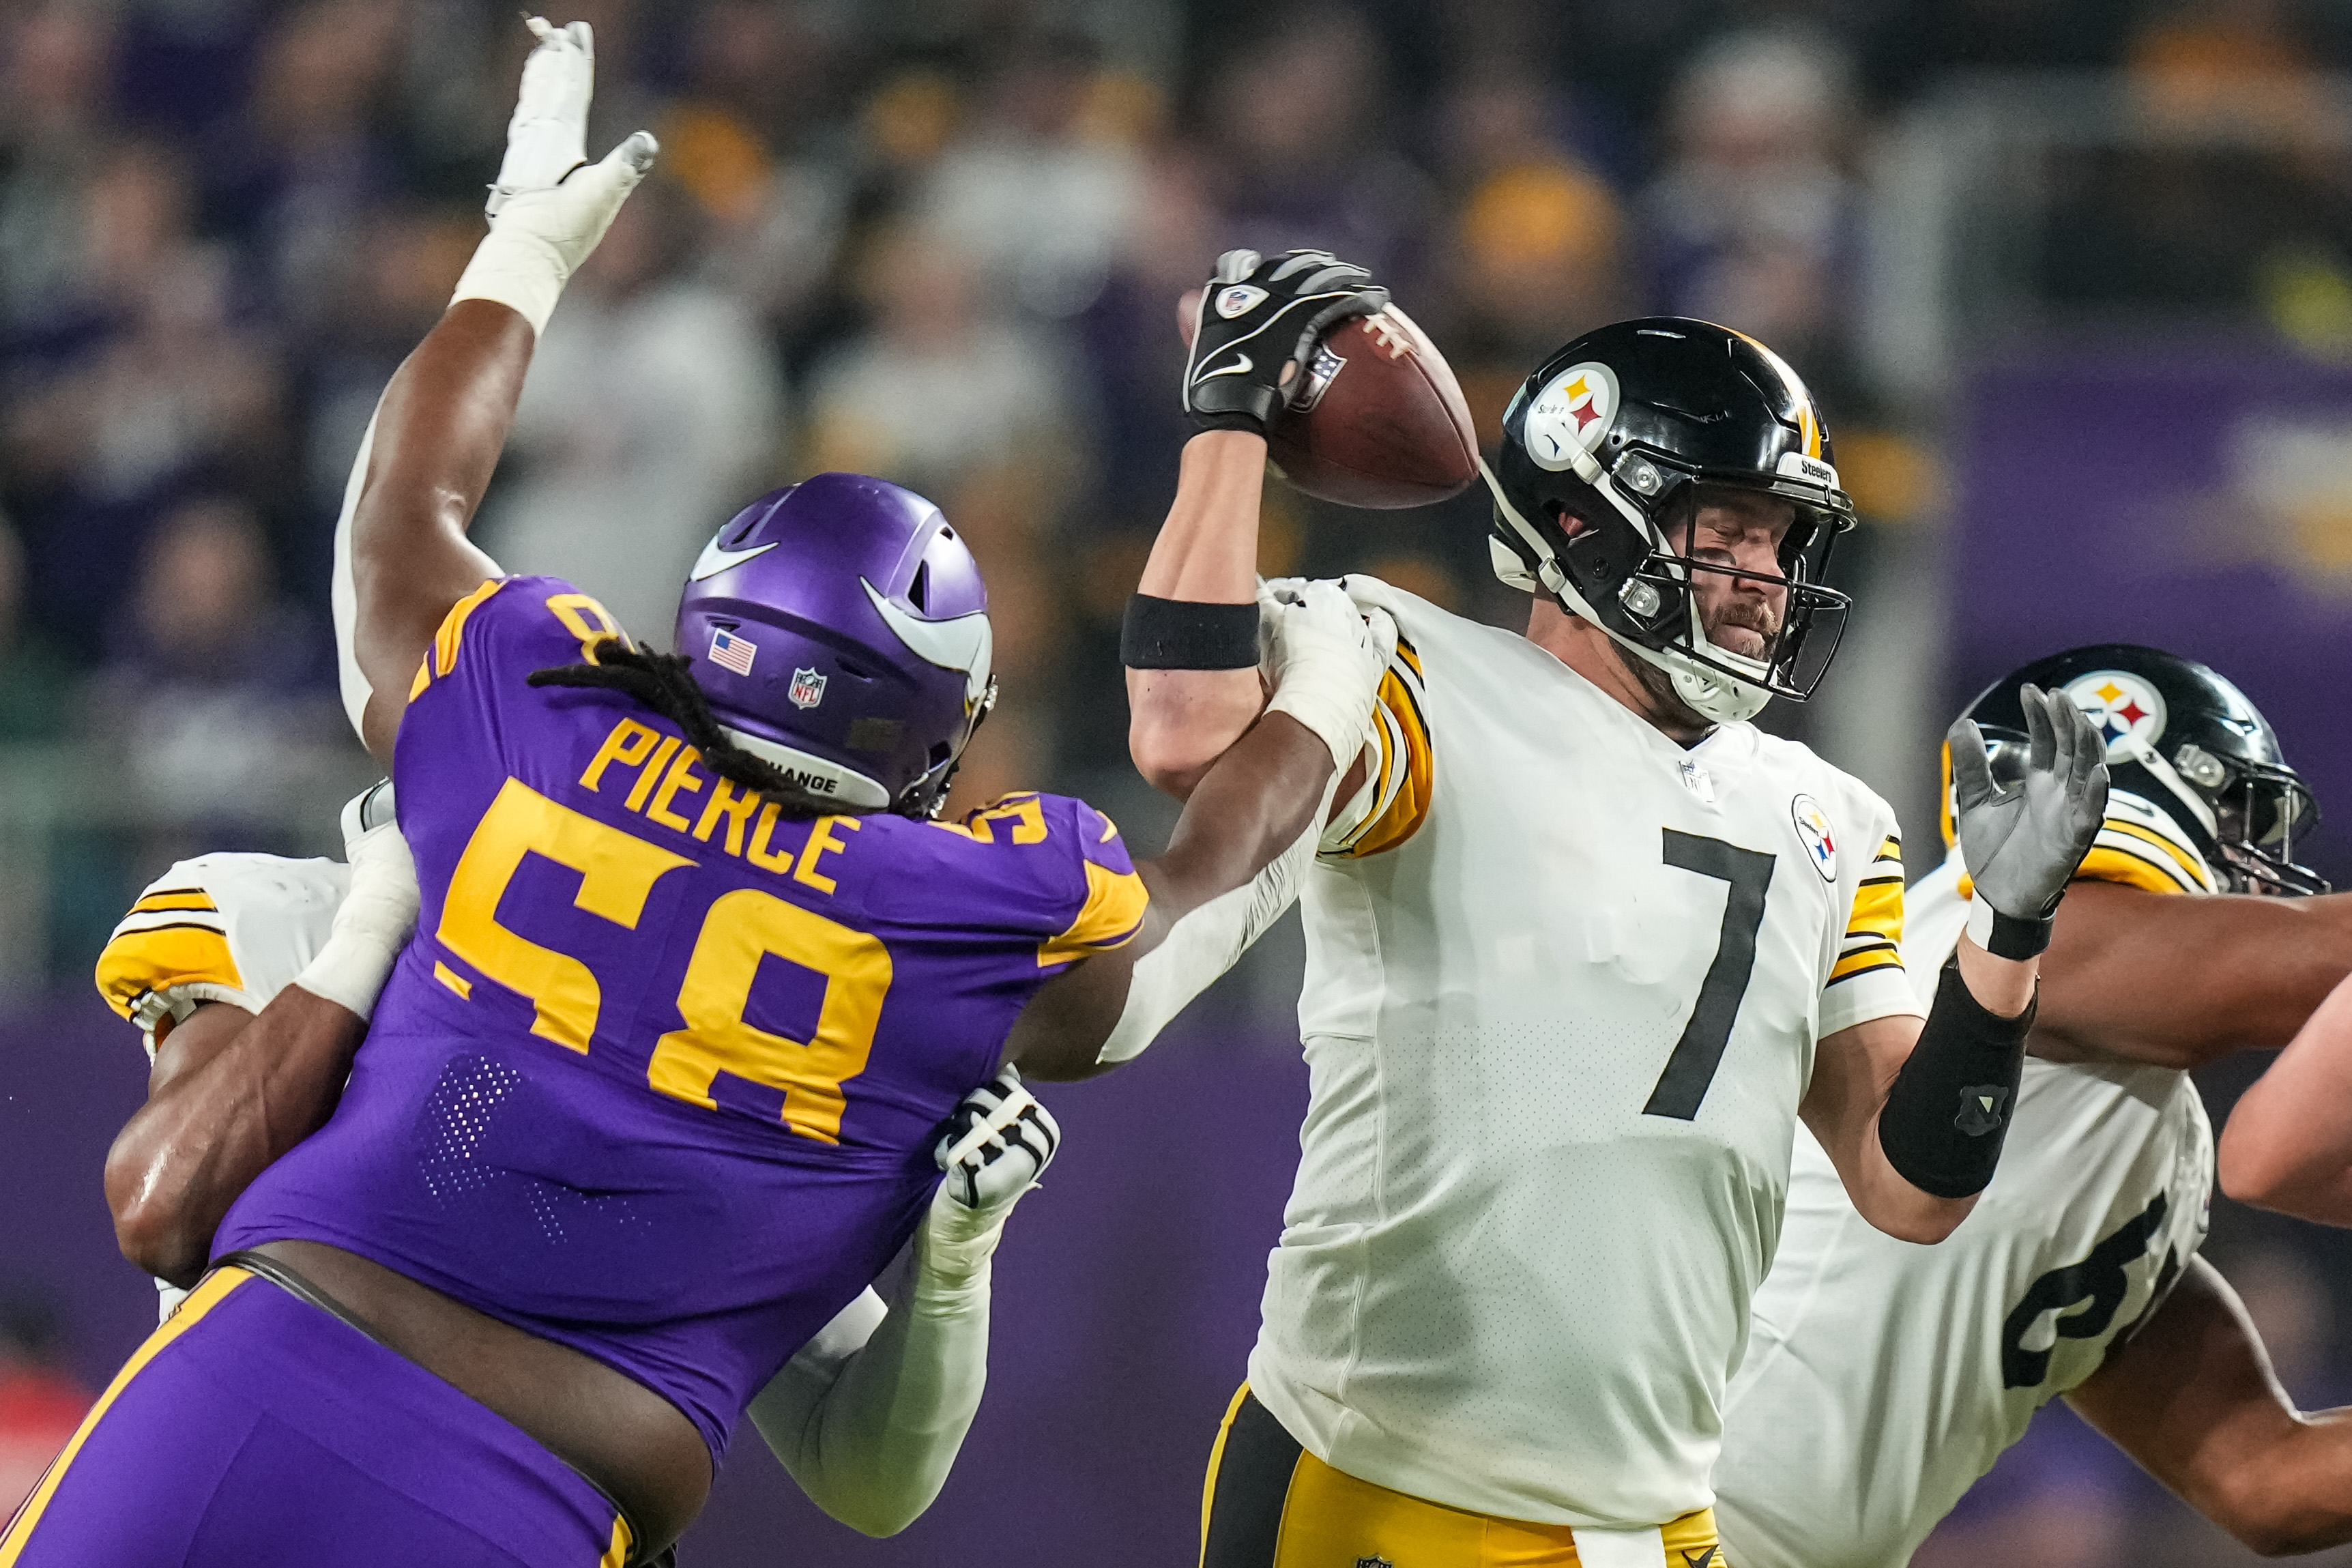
[1985,908,2055,960]
[1189,408,1271,436]
[1120,594,1261,670]
[1877,956,2037,1200]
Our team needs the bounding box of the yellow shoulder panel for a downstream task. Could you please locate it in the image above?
[1830,832,1906,985]
[411,578,508,698]
[96,922,242,1021]
[1037,860,1149,968]
[1333,635,1433,859]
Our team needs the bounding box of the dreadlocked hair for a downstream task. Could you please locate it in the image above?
[528,647,847,819]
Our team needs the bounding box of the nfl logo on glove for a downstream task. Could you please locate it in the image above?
[789,667,828,709]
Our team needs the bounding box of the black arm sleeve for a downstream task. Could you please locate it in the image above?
[1876,957,2035,1200]
[1120,594,1261,670]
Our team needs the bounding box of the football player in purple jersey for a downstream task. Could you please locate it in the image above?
[4,20,1386,1568]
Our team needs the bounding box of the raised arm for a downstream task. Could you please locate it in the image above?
[2031,882,2352,1069]
[2069,1254,2352,1555]
[1804,688,2108,1242]
[1125,250,1386,799]
[336,17,654,763]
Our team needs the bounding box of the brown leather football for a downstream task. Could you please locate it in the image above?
[1178,292,1479,510]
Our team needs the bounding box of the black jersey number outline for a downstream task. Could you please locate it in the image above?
[1642,829,1777,1120]
[2001,1191,2173,1389]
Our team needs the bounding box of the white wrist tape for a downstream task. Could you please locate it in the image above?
[1964,890,1996,953]
[294,825,419,1021]
[450,225,571,338]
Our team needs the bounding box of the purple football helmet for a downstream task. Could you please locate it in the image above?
[675,473,994,817]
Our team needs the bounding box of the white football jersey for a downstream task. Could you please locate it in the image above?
[1247,579,1923,1530]
[1714,794,2217,1568]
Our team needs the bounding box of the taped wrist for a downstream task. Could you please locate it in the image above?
[1121,594,1260,670]
[1878,957,2035,1200]
[1964,890,2057,959]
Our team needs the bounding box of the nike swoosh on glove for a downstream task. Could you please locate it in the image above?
[1182,248,1389,434]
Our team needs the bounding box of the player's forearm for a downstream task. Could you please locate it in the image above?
[349,299,527,759]
[2218,970,2352,1223]
[1146,710,1333,919]
[755,1265,988,1537]
[104,988,366,1284]
[1127,431,1271,797]
[2035,883,2352,1068]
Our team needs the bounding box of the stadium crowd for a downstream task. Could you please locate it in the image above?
[10,1,2352,1563]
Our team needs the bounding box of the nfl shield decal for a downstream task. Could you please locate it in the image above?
[1354,1558,1393,1568]
[789,667,828,709]
[2061,669,2168,761]
[1790,793,1838,882]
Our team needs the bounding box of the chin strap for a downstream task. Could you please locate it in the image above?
[1478,456,1772,725]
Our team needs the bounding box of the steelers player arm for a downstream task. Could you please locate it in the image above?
[2213,970,2352,1224]
[2031,882,2352,1069]
[748,1072,1054,1536]
[2067,1253,2352,1555]
[104,822,418,1286]
[338,17,655,761]
[1012,582,1386,1079]
[1128,249,1386,799]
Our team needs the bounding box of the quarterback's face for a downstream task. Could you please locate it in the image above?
[1669,490,1793,662]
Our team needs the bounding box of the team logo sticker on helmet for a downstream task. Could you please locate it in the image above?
[2062,669,2168,760]
[1790,793,1838,882]
[1521,361,1619,471]
[788,667,828,710]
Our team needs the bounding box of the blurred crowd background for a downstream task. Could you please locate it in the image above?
[8,0,2352,1563]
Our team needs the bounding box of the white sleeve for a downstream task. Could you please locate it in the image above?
[746,1260,989,1537]
[1816,794,1923,1038]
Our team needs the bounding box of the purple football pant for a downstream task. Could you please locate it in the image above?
[0,1264,633,1567]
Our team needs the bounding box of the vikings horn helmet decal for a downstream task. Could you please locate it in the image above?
[675,473,996,818]
[1954,643,2325,895]
[1485,317,1858,723]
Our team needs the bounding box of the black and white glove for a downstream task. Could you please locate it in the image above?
[923,1066,1060,1285]
[1951,684,2108,959]
[1183,248,1389,434]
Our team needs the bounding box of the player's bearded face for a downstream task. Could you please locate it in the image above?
[1674,493,1792,662]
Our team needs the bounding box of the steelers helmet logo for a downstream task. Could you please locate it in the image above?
[1522,361,1619,471]
[2062,669,2169,761]
[1790,792,1838,882]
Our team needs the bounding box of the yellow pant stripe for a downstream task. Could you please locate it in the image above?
[0,1266,252,1565]
[1200,1381,1256,1566]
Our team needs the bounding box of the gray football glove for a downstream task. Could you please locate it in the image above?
[1950,682,2109,923]
[1183,248,1388,433]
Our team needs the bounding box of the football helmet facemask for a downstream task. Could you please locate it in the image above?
[1485,317,1857,723]
[1954,644,2325,896]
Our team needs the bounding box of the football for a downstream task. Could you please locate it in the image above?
[1179,290,1479,510]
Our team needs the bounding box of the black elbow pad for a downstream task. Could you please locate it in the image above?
[1877,957,2035,1200]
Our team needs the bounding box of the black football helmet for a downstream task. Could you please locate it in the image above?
[1483,317,1857,723]
[1955,644,2325,896]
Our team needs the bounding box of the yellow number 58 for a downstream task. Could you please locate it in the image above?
[438,779,890,1144]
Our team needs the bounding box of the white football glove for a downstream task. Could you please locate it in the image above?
[1259,576,1397,771]
[450,16,657,336]
[293,783,419,1021]
[922,1066,1060,1287]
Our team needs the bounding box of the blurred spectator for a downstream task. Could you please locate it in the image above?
[1197,8,1431,287]
[803,222,1079,506]
[918,35,1150,321]
[0,522,72,745]
[1641,29,1862,395]
[88,497,343,840]
[0,1291,89,1515]
[0,6,119,321]
[475,179,785,643]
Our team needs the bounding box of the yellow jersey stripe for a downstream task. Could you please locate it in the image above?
[2077,843,2200,896]
[598,1516,633,1568]
[0,1267,252,1564]
[1337,637,1433,859]
[1038,860,1150,967]
[1872,833,1902,865]
[2099,819,2211,889]
[131,890,218,914]
[1842,878,1904,946]
[1829,945,1904,983]
[433,577,508,680]
[94,923,243,1021]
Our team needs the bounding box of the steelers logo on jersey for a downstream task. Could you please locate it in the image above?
[2063,669,2169,761]
[1790,793,1838,882]
[1522,361,1619,471]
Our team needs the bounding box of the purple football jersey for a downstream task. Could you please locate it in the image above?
[216,577,1144,1462]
